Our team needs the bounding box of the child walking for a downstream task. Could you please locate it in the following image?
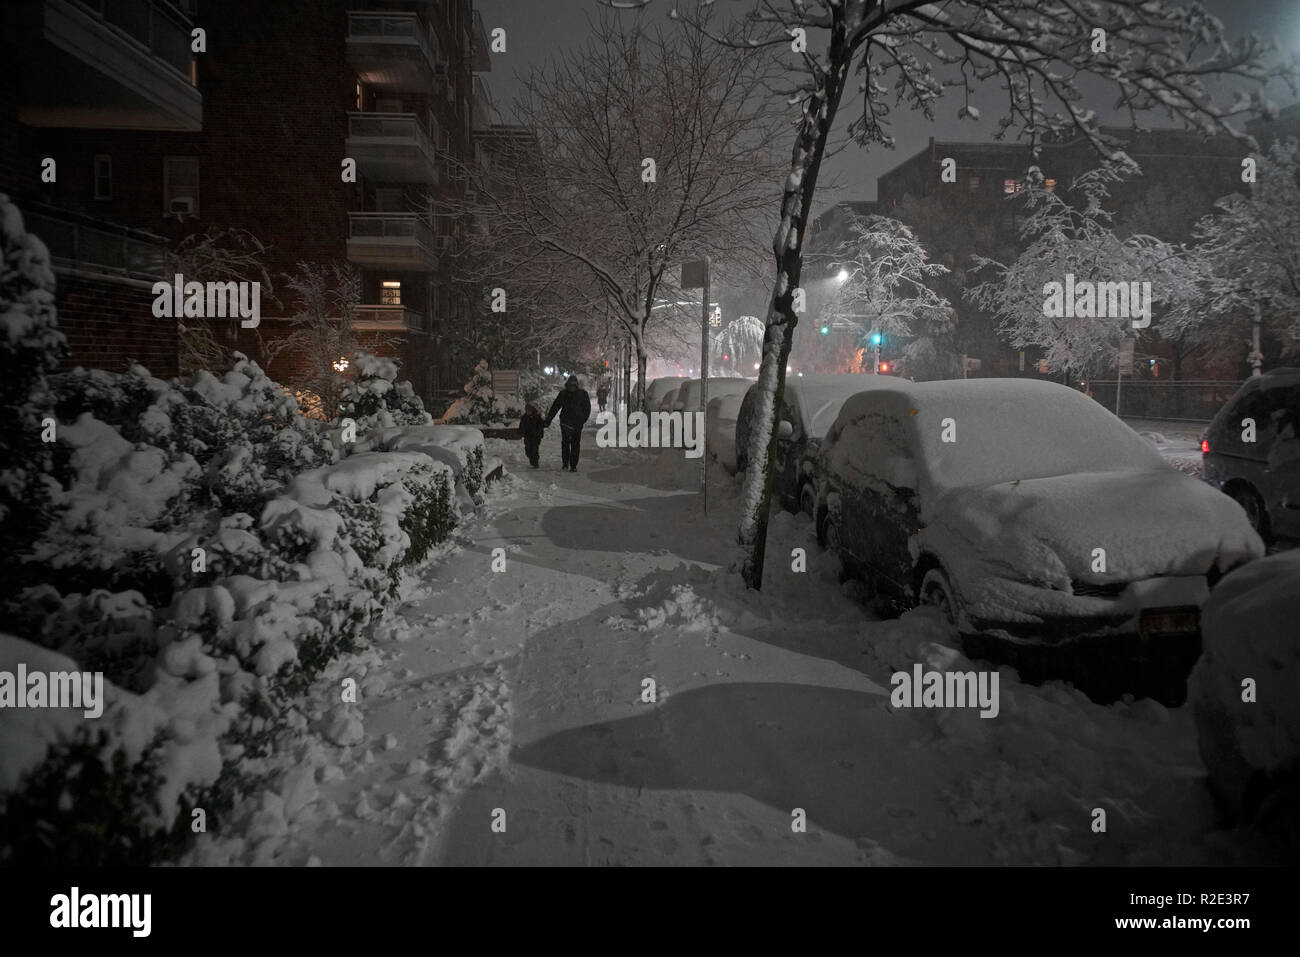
[520,403,545,468]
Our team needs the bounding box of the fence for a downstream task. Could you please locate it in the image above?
[1086,379,1244,422]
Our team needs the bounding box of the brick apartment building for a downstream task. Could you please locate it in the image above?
[807,126,1251,380]
[2,0,491,407]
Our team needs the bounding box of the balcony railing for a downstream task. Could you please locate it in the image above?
[346,10,441,71]
[349,211,432,245]
[348,111,434,154]
[354,304,427,333]
[72,0,194,77]
[23,208,168,281]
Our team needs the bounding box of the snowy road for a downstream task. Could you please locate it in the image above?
[197,432,1279,866]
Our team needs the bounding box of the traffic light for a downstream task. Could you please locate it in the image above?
[819,324,830,335]
[879,361,891,373]
[870,333,882,345]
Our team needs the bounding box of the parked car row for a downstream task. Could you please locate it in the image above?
[686,371,1291,706]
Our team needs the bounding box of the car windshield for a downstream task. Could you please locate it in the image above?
[910,381,1168,491]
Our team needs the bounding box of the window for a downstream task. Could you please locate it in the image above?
[968,173,982,193]
[355,80,363,110]
[93,155,112,200]
[380,280,401,305]
[1045,178,1057,192]
[163,156,200,217]
[1003,178,1018,194]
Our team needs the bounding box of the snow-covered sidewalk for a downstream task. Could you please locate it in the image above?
[191,432,1271,866]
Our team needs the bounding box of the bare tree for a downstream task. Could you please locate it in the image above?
[622,0,1292,588]
[267,263,373,420]
[167,227,277,376]
[454,13,783,410]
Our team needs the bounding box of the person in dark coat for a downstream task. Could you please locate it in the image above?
[519,403,545,468]
[596,382,610,413]
[544,375,591,471]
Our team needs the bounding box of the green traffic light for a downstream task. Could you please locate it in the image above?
[820,325,829,335]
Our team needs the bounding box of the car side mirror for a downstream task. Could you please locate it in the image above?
[777,420,794,440]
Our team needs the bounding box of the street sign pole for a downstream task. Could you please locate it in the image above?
[700,256,710,514]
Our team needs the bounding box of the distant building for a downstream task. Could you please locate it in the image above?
[1,0,203,378]
[2,0,492,407]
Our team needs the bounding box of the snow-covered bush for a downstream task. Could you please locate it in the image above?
[337,351,433,432]
[440,359,525,426]
[372,424,487,501]
[2,348,462,864]
[0,195,67,600]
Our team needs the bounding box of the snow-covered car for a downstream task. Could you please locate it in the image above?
[1201,367,1300,544]
[707,392,745,473]
[674,376,752,414]
[735,373,895,512]
[814,379,1265,703]
[657,387,680,413]
[1190,549,1300,848]
[646,376,687,410]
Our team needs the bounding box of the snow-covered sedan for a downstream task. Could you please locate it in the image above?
[814,379,1265,703]
[735,373,894,513]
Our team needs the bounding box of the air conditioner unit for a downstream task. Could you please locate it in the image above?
[170,196,196,217]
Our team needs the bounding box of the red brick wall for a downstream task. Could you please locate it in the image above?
[55,273,178,379]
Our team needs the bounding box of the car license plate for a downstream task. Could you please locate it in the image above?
[1140,606,1200,639]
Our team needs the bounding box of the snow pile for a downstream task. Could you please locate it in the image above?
[1190,549,1300,823]
[439,359,524,426]
[634,583,721,634]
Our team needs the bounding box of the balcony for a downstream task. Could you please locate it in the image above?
[16,0,201,130]
[472,76,492,130]
[22,206,168,281]
[346,212,437,271]
[346,112,439,184]
[346,10,442,92]
[472,8,492,72]
[354,304,427,334]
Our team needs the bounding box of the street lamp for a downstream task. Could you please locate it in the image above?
[836,268,850,283]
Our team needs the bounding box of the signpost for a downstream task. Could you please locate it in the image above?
[490,369,519,396]
[681,257,710,513]
[1117,337,1135,415]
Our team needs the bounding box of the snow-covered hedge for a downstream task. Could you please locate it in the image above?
[0,226,462,863]
[371,424,487,503]
[338,351,433,432]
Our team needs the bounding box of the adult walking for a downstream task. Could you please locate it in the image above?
[596,381,610,413]
[544,375,592,471]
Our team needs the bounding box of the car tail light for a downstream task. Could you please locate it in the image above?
[1201,439,1210,454]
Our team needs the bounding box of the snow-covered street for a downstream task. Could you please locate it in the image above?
[187,433,1281,867]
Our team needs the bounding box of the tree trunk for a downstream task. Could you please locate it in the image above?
[634,328,649,412]
[738,20,853,590]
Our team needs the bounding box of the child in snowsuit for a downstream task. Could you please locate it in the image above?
[520,403,545,468]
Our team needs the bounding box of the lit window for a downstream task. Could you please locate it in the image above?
[1045,178,1057,192]
[1004,179,1017,194]
[381,280,402,305]
[93,155,112,201]
[356,81,363,109]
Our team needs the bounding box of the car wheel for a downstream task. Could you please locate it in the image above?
[919,567,960,627]
[1229,484,1272,543]
[799,483,816,518]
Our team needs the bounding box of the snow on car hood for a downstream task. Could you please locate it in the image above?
[922,468,1264,588]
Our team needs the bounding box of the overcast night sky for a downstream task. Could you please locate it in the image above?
[476,0,1300,212]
